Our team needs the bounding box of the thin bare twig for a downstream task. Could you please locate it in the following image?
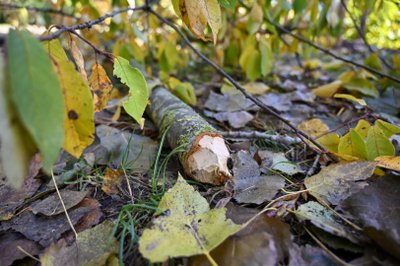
[340,0,392,69]
[0,3,77,18]
[219,131,301,145]
[148,9,336,160]
[38,5,146,41]
[265,16,400,84]
[68,30,114,60]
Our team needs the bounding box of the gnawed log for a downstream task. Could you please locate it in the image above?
[148,87,231,185]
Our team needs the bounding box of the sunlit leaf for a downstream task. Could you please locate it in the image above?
[113,56,148,126]
[354,119,371,139]
[375,119,400,138]
[45,39,95,158]
[316,133,340,153]
[139,175,241,263]
[179,0,222,44]
[374,156,400,172]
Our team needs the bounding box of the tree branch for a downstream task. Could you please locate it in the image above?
[0,3,77,19]
[219,131,301,145]
[340,0,392,70]
[147,9,336,161]
[265,16,400,84]
[38,5,146,41]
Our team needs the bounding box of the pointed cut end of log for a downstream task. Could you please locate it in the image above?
[185,132,232,185]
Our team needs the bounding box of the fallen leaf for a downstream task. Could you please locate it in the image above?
[40,220,118,266]
[375,119,400,138]
[31,189,87,216]
[312,80,342,98]
[101,168,124,195]
[354,119,371,139]
[139,175,241,263]
[257,150,303,175]
[316,133,340,153]
[374,156,400,171]
[334,93,366,106]
[0,206,91,246]
[243,82,270,96]
[341,174,400,259]
[0,154,41,220]
[288,244,338,266]
[113,56,148,126]
[89,63,113,112]
[296,201,364,243]
[298,118,329,138]
[343,77,378,98]
[304,161,376,205]
[7,30,64,173]
[0,232,41,266]
[232,151,285,204]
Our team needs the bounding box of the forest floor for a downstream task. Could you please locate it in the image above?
[1,42,400,266]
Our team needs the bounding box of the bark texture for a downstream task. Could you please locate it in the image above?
[148,86,231,185]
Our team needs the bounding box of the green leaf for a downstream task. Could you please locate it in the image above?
[245,50,262,81]
[7,30,64,172]
[343,77,379,98]
[113,56,148,126]
[338,129,368,160]
[260,39,273,76]
[375,119,400,138]
[354,119,371,139]
[366,125,395,160]
[293,0,307,13]
[218,0,237,9]
[139,175,241,263]
[0,49,36,187]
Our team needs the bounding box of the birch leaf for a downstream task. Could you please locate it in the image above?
[45,39,95,158]
[139,175,241,263]
[7,30,64,172]
[179,0,222,44]
[89,63,113,112]
[113,56,148,126]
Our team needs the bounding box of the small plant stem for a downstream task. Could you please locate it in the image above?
[51,169,78,238]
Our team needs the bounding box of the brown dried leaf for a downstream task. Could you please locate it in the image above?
[341,174,400,259]
[89,63,113,112]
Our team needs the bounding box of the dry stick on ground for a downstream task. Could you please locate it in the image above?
[147,9,336,161]
[0,3,78,18]
[38,5,146,41]
[340,0,393,70]
[148,87,231,185]
[265,16,400,84]
[220,131,301,146]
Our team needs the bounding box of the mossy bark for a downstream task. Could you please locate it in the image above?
[148,86,231,185]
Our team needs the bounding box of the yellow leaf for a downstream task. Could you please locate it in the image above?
[304,59,321,70]
[298,118,329,138]
[312,80,342,98]
[316,133,340,153]
[89,63,113,112]
[101,168,123,195]
[179,0,222,44]
[338,129,368,160]
[334,93,367,106]
[354,119,371,139]
[374,156,400,172]
[337,71,355,83]
[46,39,95,158]
[243,82,270,96]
